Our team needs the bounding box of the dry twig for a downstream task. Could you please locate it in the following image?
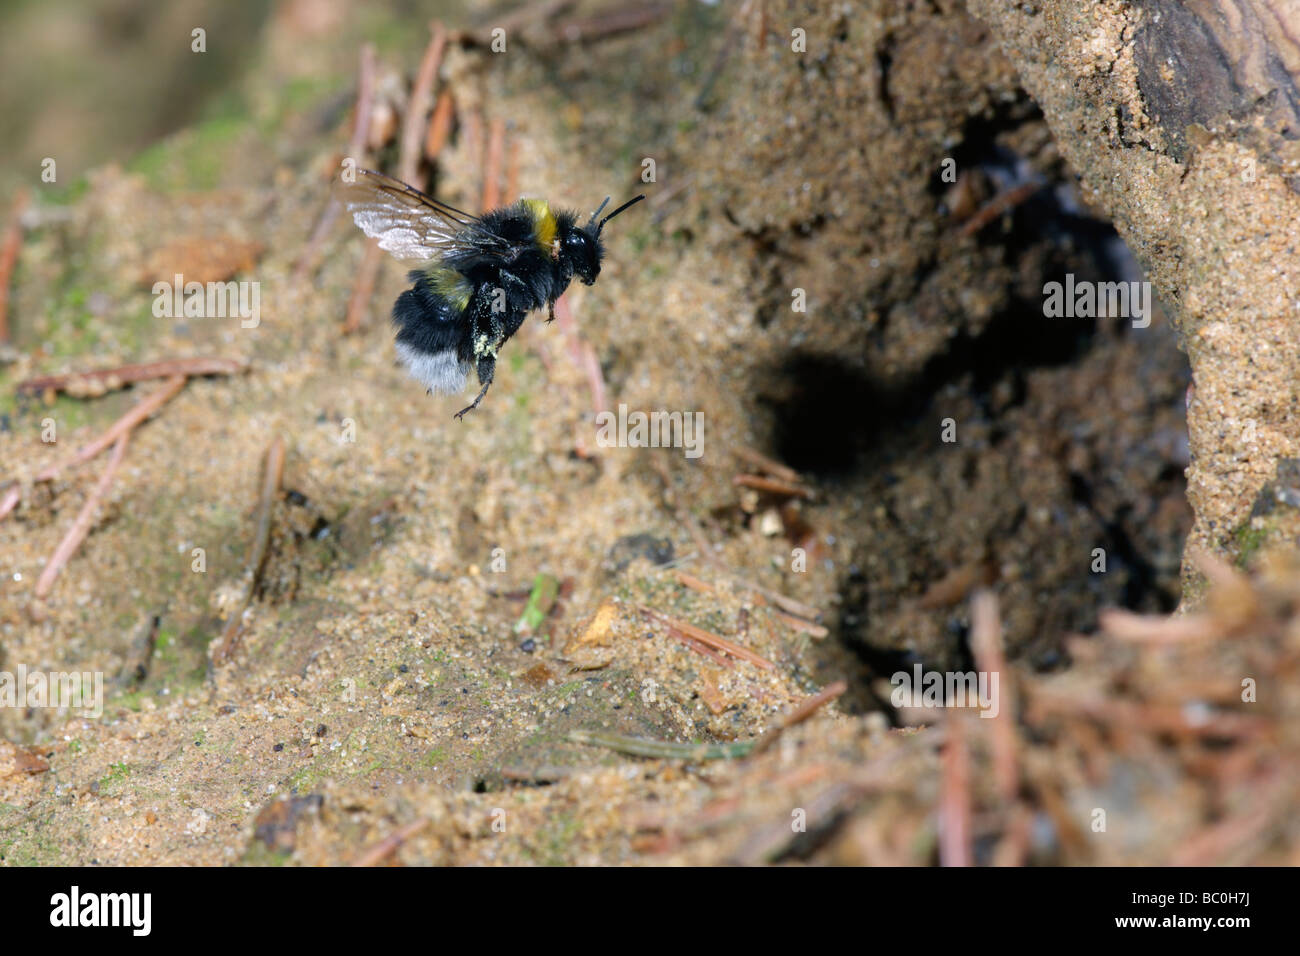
[639,605,775,670]
[959,182,1041,237]
[551,295,608,413]
[292,43,376,284]
[672,569,827,637]
[733,473,814,499]
[734,446,801,485]
[17,356,245,396]
[751,680,847,755]
[0,188,30,345]
[351,817,430,867]
[211,436,286,664]
[424,88,455,161]
[568,730,755,761]
[344,24,446,335]
[969,590,1017,803]
[34,433,130,599]
[481,117,506,212]
[35,374,186,482]
[504,136,521,203]
[555,1,672,43]
[2,375,187,522]
[399,22,447,186]
[341,243,384,336]
[449,1,575,46]
[938,712,972,867]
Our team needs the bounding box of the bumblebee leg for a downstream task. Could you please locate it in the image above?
[454,355,496,420]
[453,383,490,420]
[547,299,556,323]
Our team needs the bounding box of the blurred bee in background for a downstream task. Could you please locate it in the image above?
[338,169,645,419]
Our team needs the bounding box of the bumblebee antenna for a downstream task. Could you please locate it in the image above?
[596,194,646,234]
[587,197,612,228]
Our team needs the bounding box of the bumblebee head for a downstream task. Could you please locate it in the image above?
[562,227,603,286]
[563,194,647,285]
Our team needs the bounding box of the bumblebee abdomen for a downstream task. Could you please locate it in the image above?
[392,269,473,395]
[417,265,474,311]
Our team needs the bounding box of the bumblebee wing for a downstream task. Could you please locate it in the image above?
[336,168,511,262]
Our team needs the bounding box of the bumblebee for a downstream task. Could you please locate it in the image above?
[338,169,645,418]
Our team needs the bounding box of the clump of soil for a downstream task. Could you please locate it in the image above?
[682,0,1190,672]
[968,0,1300,599]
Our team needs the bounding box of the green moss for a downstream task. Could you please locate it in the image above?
[626,226,653,255]
[276,75,345,124]
[21,254,147,361]
[43,175,91,206]
[237,840,292,866]
[98,761,132,794]
[0,829,70,866]
[127,114,251,191]
[285,764,326,794]
[1233,521,1270,569]
[137,623,217,692]
[539,812,581,866]
[200,88,250,126]
[111,690,145,713]
[154,627,176,658]
[549,680,583,701]
[357,10,429,59]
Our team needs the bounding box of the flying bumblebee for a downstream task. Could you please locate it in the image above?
[337,168,645,419]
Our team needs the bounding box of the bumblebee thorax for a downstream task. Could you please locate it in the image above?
[521,198,558,252]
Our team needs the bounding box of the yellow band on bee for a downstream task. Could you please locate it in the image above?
[425,266,473,311]
[521,198,557,251]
